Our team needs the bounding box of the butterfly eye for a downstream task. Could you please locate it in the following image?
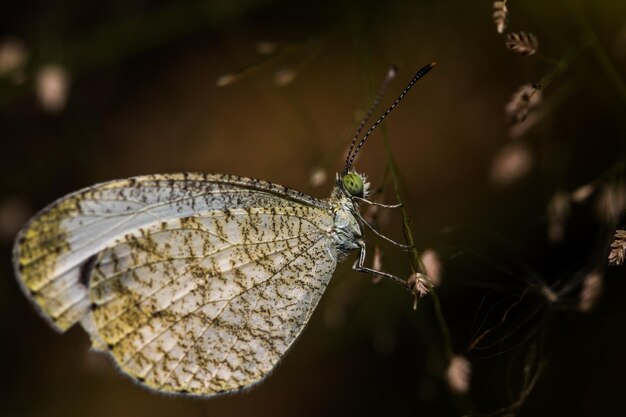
[342,172,364,197]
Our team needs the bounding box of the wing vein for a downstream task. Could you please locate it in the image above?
[101,233,321,344]
[181,235,326,392]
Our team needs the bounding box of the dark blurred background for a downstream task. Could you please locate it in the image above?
[1,0,625,416]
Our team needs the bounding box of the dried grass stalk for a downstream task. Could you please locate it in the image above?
[407,272,433,298]
[492,1,509,34]
[506,31,539,56]
[609,229,626,266]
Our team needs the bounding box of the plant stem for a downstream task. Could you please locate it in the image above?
[381,126,454,359]
[576,8,626,103]
[536,41,586,93]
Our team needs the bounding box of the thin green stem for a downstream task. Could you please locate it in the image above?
[536,41,586,93]
[575,6,626,103]
[429,290,454,359]
[381,126,454,359]
[382,137,421,273]
[534,53,560,66]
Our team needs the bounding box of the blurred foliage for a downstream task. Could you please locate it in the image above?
[1,0,625,416]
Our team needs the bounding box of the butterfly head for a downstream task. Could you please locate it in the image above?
[340,171,370,199]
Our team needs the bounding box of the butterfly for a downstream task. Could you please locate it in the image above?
[13,63,435,396]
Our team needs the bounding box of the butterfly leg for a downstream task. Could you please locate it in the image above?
[352,240,411,292]
[353,196,402,209]
[353,209,412,249]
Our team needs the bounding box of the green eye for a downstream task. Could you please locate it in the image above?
[342,172,364,197]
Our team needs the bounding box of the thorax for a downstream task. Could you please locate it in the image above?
[327,186,362,256]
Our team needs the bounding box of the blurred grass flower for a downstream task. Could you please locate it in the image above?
[547,192,571,243]
[216,73,238,87]
[36,64,70,112]
[595,181,626,223]
[0,37,28,81]
[421,249,442,287]
[371,246,383,284]
[490,141,533,186]
[579,271,604,312]
[505,84,542,124]
[446,355,471,394]
[571,183,596,203]
[256,41,277,55]
[309,167,328,187]
[0,197,31,241]
[274,66,297,87]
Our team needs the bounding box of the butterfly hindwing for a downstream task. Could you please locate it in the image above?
[89,210,336,394]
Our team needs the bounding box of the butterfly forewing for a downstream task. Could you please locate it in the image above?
[14,173,339,395]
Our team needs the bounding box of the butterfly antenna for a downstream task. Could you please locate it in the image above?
[345,62,436,171]
[344,66,398,174]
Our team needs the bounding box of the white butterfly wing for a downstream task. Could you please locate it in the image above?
[14,173,339,395]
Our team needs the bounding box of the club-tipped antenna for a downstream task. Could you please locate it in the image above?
[344,66,398,173]
[345,62,436,172]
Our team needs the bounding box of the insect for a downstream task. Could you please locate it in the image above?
[13,63,435,396]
